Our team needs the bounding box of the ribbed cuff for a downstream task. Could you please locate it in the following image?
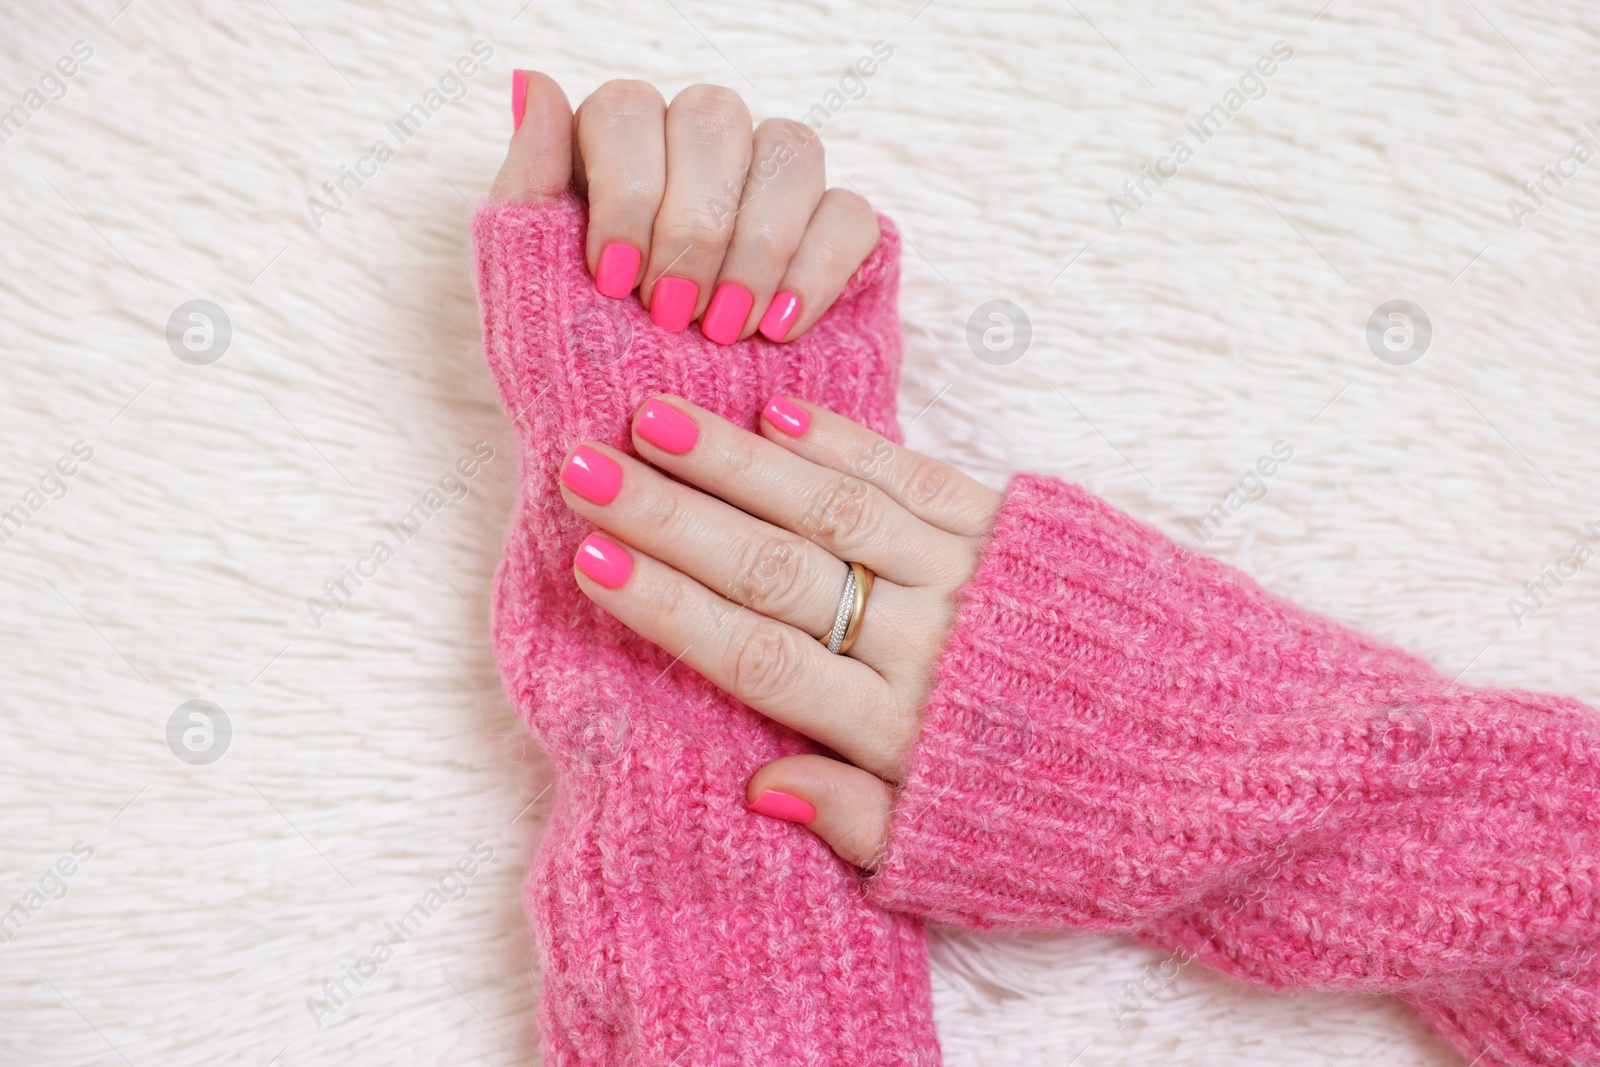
[860,472,1230,930]
[859,470,1600,1065]
[860,471,1600,948]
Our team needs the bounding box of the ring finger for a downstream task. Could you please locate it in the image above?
[699,118,824,345]
[573,79,667,299]
[641,84,752,332]
[557,438,932,671]
[571,531,912,781]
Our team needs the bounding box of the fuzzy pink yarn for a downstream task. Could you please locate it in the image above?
[864,473,1600,1066]
[472,193,941,1066]
[475,195,1600,1067]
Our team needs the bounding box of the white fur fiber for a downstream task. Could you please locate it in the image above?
[2,0,1596,1064]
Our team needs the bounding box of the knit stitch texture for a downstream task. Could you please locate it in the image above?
[472,193,941,1066]
[475,194,1600,1067]
[863,473,1600,1066]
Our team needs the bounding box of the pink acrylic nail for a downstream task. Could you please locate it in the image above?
[700,282,754,345]
[650,276,699,332]
[595,242,641,299]
[757,290,801,342]
[512,70,527,132]
[763,395,810,437]
[574,533,633,589]
[634,398,698,454]
[560,445,623,505]
[748,789,816,824]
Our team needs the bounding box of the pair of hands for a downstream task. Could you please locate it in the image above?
[493,72,1002,868]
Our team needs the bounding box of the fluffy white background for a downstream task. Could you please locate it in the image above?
[2,0,1595,1063]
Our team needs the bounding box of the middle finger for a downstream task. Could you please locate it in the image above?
[640,84,752,331]
[699,117,825,344]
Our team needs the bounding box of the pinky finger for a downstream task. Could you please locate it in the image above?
[746,753,894,870]
[755,188,880,343]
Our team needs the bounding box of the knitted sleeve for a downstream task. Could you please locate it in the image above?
[473,193,941,1066]
[862,472,1600,1067]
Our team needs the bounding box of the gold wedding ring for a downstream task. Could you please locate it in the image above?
[820,561,874,655]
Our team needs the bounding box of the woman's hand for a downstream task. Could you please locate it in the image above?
[493,71,881,344]
[493,72,990,867]
[559,393,1004,868]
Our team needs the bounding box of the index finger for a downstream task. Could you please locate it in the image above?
[573,79,666,296]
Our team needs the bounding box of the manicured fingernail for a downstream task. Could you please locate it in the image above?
[574,533,632,589]
[634,398,698,454]
[763,395,809,437]
[560,445,622,505]
[512,70,527,132]
[650,276,699,332]
[595,242,641,299]
[700,282,754,345]
[757,290,801,342]
[748,789,816,824]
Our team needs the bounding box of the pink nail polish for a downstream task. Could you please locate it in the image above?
[574,533,633,589]
[650,276,699,332]
[595,242,641,299]
[560,445,623,505]
[700,282,754,345]
[512,70,527,132]
[757,290,801,342]
[748,789,816,824]
[634,398,698,454]
[763,395,810,437]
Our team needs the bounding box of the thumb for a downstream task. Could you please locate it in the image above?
[491,69,573,204]
[746,754,896,870]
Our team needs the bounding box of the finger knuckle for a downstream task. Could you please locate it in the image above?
[851,438,897,481]
[735,537,813,617]
[805,475,879,553]
[650,575,692,632]
[808,241,848,279]
[590,79,666,116]
[588,160,665,208]
[719,430,764,477]
[901,456,959,510]
[755,116,812,146]
[606,171,665,205]
[635,485,689,541]
[822,187,874,226]
[659,212,728,255]
[673,84,751,137]
[801,235,859,281]
[740,219,793,261]
[754,118,822,163]
[730,620,802,705]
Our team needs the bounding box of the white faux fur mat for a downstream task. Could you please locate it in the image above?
[3,0,1596,1064]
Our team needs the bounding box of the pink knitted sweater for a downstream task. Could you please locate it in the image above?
[475,194,940,1065]
[474,195,1600,1067]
